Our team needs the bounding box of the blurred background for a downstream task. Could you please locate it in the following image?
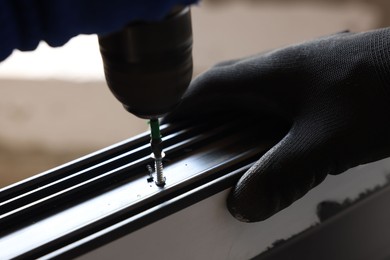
[0,0,387,188]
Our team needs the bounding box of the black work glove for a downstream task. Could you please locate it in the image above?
[164,28,390,222]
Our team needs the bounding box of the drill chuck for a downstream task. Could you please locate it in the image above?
[98,7,193,119]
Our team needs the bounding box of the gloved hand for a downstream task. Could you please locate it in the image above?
[164,28,390,222]
[0,0,198,61]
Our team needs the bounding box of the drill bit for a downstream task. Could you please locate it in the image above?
[150,119,166,187]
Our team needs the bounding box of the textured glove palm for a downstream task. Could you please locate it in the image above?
[165,28,390,222]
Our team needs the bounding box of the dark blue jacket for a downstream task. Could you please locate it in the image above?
[0,0,198,61]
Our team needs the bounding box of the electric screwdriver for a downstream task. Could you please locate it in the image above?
[98,7,193,186]
[98,7,193,119]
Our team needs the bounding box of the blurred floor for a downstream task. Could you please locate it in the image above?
[0,1,383,187]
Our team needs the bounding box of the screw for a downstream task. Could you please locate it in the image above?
[146,165,154,183]
[152,152,165,187]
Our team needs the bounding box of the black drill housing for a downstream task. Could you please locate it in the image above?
[98,7,193,119]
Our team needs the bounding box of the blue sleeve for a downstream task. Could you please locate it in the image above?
[0,0,198,61]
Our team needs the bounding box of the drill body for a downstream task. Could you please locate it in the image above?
[99,7,193,186]
[98,7,193,119]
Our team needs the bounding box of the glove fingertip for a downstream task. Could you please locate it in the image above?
[226,187,274,223]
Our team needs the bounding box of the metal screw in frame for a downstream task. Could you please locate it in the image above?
[151,152,166,187]
[149,119,166,187]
